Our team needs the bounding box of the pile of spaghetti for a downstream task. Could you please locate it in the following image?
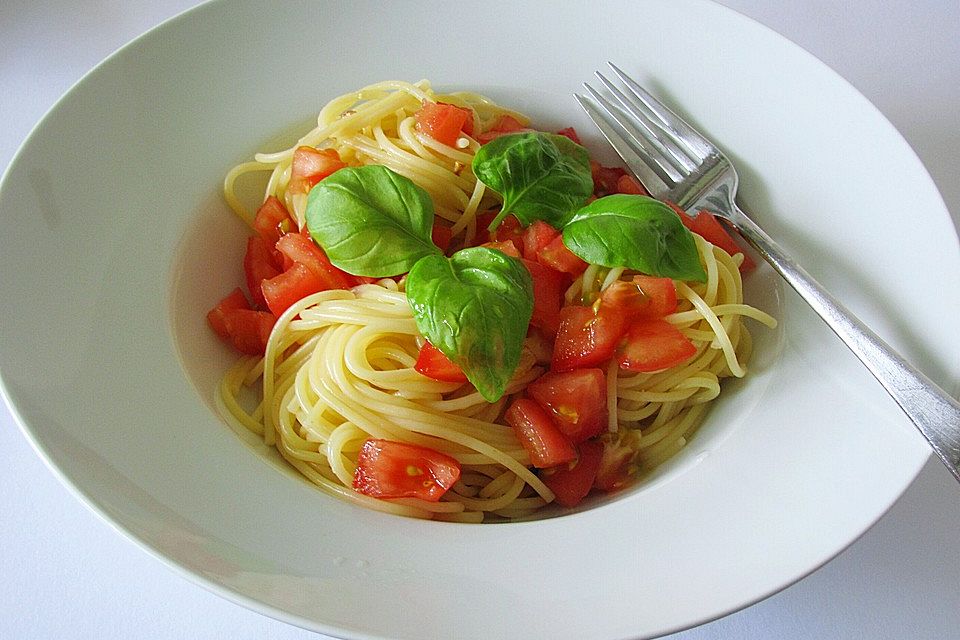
[207,80,776,522]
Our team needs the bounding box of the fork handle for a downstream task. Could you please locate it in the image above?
[723,205,960,482]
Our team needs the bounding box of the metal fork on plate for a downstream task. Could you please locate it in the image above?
[576,62,960,482]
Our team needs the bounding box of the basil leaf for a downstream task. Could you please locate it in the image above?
[306,165,441,277]
[563,194,706,282]
[472,131,593,231]
[406,248,533,402]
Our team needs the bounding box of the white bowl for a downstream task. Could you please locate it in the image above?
[2,1,957,638]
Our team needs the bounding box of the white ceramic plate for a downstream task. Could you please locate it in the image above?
[1,1,957,638]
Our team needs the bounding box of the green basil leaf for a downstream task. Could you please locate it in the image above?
[563,194,707,282]
[306,165,441,277]
[406,247,533,402]
[471,131,594,231]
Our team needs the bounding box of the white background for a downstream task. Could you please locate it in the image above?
[1,1,958,638]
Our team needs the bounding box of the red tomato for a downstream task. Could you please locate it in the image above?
[542,440,604,508]
[480,240,522,258]
[594,436,636,492]
[431,222,454,253]
[476,115,529,144]
[353,439,461,502]
[590,160,627,196]
[538,234,588,276]
[414,341,468,383]
[555,127,582,144]
[505,399,577,468]
[253,196,293,246]
[616,174,648,196]
[415,101,474,147]
[522,220,560,261]
[683,210,756,272]
[243,236,281,308]
[260,262,328,317]
[275,232,354,290]
[288,146,346,195]
[206,287,251,342]
[551,305,626,372]
[632,275,678,317]
[599,279,651,317]
[521,259,567,337]
[527,369,607,443]
[221,308,276,355]
[617,318,697,372]
[471,211,524,249]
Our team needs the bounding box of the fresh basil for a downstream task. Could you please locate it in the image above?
[305,165,441,277]
[563,194,706,282]
[406,247,533,402]
[471,131,594,231]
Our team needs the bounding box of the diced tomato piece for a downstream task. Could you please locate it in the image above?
[528,369,607,443]
[207,287,251,342]
[538,234,588,276]
[522,220,560,261]
[260,262,327,317]
[288,146,346,195]
[481,240,522,258]
[476,115,529,144]
[542,440,603,508]
[275,232,354,290]
[599,279,651,317]
[243,236,281,308]
[616,174,648,196]
[555,127,582,145]
[551,305,627,372]
[416,101,474,147]
[253,196,294,246]
[353,439,461,502]
[221,308,276,355]
[431,222,453,253]
[632,275,678,318]
[684,210,755,272]
[521,259,567,337]
[617,318,697,372]
[590,160,627,196]
[415,341,468,383]
[505,399,577,468]
[594,436,636,492]
[525,327,554,366]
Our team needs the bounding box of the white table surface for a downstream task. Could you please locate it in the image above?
[2,1,958,638]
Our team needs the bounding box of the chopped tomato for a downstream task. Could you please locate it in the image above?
[221,308,276,355]
[480,240,522,258]
[476,115,529,144]
[599,279,651,317]
[538,234,588,276]
[431,222,454,253]
[415,101,474,147]
[555,127,582,144]
[353,439,461,502]
[590,160,627,196]
[415,341,468,383]
[522,220,560,261]
[505,398,577,468]
[471,211,524,249]
[288,146,346,195]
[683,210,755,272]
[594,435,636,492]
[525,327,554,366]
[616,174,648,196]
[632,275,678,318]
[551,305,626,372]
[206,287,251,342]
[617,318,697,372]
[542,440,603,508]
[275,232,354,290]
[521,259,567,337]
[243,236,281,308]
[528,369,607,443]
[260,262,327,317]
[252,196,294,246]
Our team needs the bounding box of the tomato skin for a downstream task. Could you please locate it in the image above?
[538,234,588,276]
[353,439,461,502]
[528,369,607,443]
[631,275,678,318]
[260,262,327,317]
[431,222,453,253]
[555,127,582,145]
[590,160,627,196]
[207,287,251,342]
[480,240,522,258]
[472,211,524,251]
[253,196,293,246]
[243,236,281,309]
[221,308,276,355]
[542,440,604,508]
[505,399,577,468]
[275,232,354,290]
[416,101,474,147]
[616,174,648,196]
[415,341,468,383]
[551,305,626,372]
[594,436,636,492]
[522,220,560,261]
[599,279,651,317]
[476,115,529,144]
[521,259,567,337]
[288,146,346,195]
[617,318,697,372]
[684,210,755,272]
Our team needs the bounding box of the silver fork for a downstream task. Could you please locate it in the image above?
[577,62,960,483]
